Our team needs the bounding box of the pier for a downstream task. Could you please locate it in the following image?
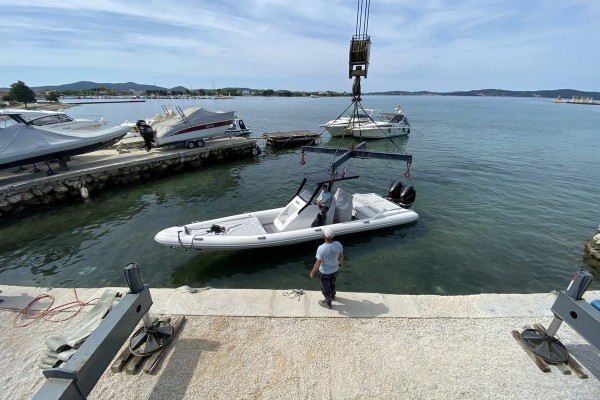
[0,137,260,220]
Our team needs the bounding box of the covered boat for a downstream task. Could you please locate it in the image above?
[154,142,418,251]
[0,109,107,130]
[0,112,130,173]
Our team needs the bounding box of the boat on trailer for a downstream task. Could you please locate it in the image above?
[132,105,235,149]
[154,142,418,251]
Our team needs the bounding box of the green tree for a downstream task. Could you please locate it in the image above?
[9,80,36,107]
[45,91,59,102]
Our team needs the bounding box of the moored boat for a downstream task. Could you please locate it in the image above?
[225,117,251,136]
[320,109,374,137]
[350,105,410,139]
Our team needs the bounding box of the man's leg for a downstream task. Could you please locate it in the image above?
[318,206,328,226]
[331,271,338,300]
[319,272,333,305]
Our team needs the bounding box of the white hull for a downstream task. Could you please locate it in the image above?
[350,123,410,139]
[154,191,418,251]
[225,117,251,136]
[320,113,372,137]
[321,106,410,139]
[151,107,235,146]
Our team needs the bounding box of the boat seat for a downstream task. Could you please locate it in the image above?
[354,205,378,219]
[325,197,336,225]
[333,188,353,222]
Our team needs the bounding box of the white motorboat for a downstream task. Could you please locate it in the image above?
[133,105,235,149]
[350,106,410,139]
[154,142,418,251]
[225,117,251,136]
[0,112,130,173]
[320,109,374,137]
[0,109,107,130]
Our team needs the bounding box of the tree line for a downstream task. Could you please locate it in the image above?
[2,81,347,106]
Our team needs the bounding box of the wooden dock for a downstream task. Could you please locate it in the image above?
[261,130,319,148]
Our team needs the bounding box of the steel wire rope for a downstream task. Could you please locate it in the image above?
[355,0,371,37]
[302,100,358,166]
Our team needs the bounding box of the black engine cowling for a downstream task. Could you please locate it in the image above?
[136,120,154,136]
[387,180,416,208]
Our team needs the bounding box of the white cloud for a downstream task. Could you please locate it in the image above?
[0,0,598,91]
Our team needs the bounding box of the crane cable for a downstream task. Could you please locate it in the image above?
[355,0,370,37]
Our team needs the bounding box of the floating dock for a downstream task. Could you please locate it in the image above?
[261,130,320,148]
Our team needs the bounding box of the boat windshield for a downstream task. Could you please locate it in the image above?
[30,114,74,126]
[298,188,313,202]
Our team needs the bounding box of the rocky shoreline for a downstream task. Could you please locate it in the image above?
[584,226,600,271]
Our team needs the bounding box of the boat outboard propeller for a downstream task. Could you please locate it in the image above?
[387,180,416,209]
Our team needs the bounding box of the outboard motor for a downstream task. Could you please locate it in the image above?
[387,180,416,209]
[136,120,155,151]
[136,120,154,136]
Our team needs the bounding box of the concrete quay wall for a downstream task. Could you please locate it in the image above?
[0,137,260,220]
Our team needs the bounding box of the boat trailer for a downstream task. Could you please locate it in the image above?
[518,269,600,370]
[33,263,174,400]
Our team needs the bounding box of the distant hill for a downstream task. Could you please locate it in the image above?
[30,81,174,92]
[369,88,600,99]
[2,81,598,99]
[14,81,261,93]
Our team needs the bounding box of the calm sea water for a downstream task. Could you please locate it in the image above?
[1,96,599,295]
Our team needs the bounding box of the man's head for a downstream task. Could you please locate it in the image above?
[323,227,334,239]
[322,184,328,191]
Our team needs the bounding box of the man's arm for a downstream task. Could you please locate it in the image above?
[310,259,321,279]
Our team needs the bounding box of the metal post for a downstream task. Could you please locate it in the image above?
[546,269,592,337]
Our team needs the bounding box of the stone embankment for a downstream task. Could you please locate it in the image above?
[0,138,260,220]
[584,226,600,272]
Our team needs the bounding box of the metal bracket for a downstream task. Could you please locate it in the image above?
[550,291,600,352]
[33,279,153,399]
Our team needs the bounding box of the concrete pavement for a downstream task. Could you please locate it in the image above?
[1,285,599,399]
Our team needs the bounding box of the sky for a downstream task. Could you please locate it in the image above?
[0,0,598,92]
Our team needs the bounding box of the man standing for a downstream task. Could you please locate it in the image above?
[310,227,344,309]
[314,184,332,226]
